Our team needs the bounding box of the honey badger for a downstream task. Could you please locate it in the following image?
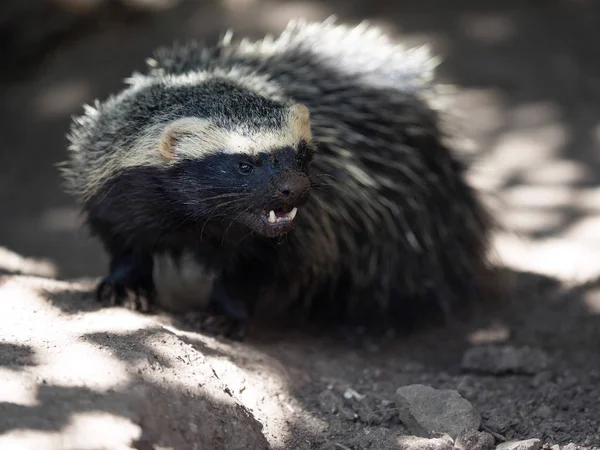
[60,18,494,336]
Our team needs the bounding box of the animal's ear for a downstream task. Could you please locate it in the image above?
[158,117,212,160]
[288,104,312,142]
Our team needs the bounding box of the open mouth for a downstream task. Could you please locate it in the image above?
[263,207,298,225]
[238,206,301,237]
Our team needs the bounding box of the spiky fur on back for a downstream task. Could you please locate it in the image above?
[61,18,493,330]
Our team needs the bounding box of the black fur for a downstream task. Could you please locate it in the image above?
[85,146,314,335]
[63,20,496,339]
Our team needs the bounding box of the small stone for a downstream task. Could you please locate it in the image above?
[397,434,454,450]
[461,346,549,375]
[549,445,560,450]
[485,409,519,434]
[562,445,578,450]
[496,438,542,450]
[454,430,495,450]
[343,388,365,400]
[395,384,481,439]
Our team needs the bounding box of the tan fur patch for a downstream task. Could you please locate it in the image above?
[151,105,312,163]
[288,104,312,142]
[158,117,215,160]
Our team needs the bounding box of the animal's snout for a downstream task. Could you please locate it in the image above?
[276,175,311,205]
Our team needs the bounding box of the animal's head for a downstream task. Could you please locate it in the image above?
[153,91,315,238]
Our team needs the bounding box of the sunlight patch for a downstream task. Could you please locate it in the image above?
[0,369,38,406]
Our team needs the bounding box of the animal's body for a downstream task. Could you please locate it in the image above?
[60,19,493,336]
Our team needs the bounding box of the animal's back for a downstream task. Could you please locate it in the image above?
[147,19,438,121]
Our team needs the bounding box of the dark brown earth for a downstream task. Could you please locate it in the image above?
[1,1,600,449]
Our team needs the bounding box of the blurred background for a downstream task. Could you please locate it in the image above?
[1,0,599,285]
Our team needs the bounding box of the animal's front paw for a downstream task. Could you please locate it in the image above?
[96,274,153,312]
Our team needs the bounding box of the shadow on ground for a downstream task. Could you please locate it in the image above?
[0,275,270,449]
[27,266,600,448]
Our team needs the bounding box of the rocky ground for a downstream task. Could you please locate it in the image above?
[1,0,600,449]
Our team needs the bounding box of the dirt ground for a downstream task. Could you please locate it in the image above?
[1,0,600,448]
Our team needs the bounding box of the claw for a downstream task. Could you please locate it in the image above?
[96,279,122,305]
[95,278,154,313]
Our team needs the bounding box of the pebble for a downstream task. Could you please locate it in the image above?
[395,384,481,439]
[343,388,365,401]
[396,434,454,450]
[496,438,542,450]
[454,430,495,450]
[461,345,550,375]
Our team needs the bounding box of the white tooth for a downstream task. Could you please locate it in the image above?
[288,207,298,220]
[268,210,276,223]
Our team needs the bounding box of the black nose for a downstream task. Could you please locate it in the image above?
[277,175,310,204]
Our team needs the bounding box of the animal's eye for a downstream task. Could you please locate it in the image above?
[238,162,254,174]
